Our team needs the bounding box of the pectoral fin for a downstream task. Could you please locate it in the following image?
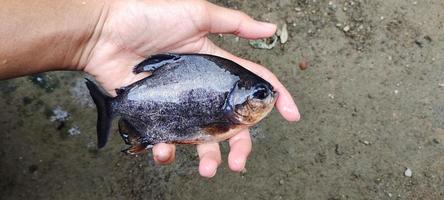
[118,118,148,155]
[202,122,231,135]
[202,122,246,142]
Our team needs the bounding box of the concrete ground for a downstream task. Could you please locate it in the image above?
[1,0,444,199]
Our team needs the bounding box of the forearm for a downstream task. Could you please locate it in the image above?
[0,0,107,79]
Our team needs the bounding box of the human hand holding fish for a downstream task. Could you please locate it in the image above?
[0,0,300,178]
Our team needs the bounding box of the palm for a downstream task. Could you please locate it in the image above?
[85,1,209,94]
[83,0,299,177]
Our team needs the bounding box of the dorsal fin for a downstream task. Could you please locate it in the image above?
[133,54,182,74]
[115,88,125,96]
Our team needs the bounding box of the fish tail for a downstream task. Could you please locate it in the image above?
[85,78,114,148]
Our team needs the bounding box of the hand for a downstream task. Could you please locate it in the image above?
[81,0,300,177]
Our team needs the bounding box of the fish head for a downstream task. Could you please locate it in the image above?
[224,79,277,125]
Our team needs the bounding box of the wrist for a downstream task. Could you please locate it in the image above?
[63,0,111,71]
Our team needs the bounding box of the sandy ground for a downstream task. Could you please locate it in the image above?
[1,0,444,199]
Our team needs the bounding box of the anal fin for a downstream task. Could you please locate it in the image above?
[122,144,148,155]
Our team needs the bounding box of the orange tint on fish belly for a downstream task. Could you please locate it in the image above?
[172,125,248,144]
[206,125,247,142]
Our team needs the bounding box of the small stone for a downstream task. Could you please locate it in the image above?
[404,168,412,177]
[68,126,81,136]
[394,90,399,94]
[439,83,444,87]
[343,25,350,32]
[298,58,308,70]
[279,179,285,185]
[295,7,302,12]
[50,107,70,122]
[362,140,370,145]
[280,24,288,44]
[433,138,440,144]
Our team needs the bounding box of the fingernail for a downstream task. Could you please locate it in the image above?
[202,160,218,178]
[209,169,217,177]
[155,149,170,162]
[282,105,300,121]
[234,158,246,171]
[258,21,276,29]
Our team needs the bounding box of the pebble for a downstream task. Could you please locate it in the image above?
[298,57,308,70]
[68,126,81,136]
[343,25,351,32]
[50,107,70,122]
[280,24,288,44]
[439,83,444,87]
[404,168,412,177]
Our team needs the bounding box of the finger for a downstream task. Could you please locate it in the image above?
[197,142,221,178]
[152,143,176,165]
[228,129,252,172]
[205,2,276,39]
[199,39,300,121]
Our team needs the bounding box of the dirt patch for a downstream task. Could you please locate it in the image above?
[1,0,444,199]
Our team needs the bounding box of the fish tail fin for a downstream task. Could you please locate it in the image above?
[85,78,114,148]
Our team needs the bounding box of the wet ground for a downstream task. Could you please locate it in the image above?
[1,0,444,199]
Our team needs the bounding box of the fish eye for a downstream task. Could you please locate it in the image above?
[253,85,269,100]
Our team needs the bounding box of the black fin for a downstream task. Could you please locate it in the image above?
[115,88,125,96]
[85,79,114,148]
[133,54,181,74]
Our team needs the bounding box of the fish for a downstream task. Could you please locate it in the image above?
[86,53,277,155]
